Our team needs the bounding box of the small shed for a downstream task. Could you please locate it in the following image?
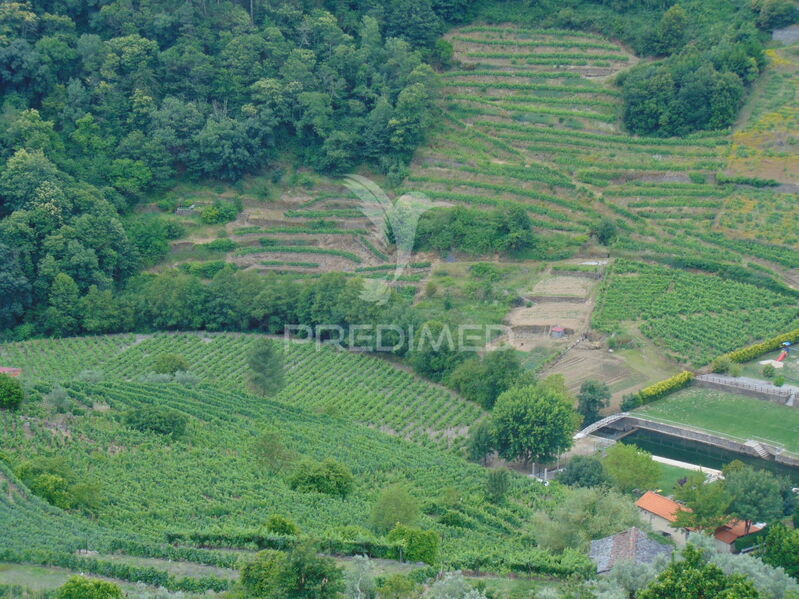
[589,527,673,574]
[0,367,22,377]
[550,325,566,339]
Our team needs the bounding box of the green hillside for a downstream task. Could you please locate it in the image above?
[0,333,482,448]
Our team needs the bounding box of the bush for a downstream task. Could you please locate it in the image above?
[152,353,189,375]
[240,550,287,598]
[264,514,300,536]
[288,458,354,498]
[387,524,440,565]
[124,406,188,437]
[485,468,511,503]
[762,364,776,379]
[558,456,608,488]
[55,576,124,599]
[371,484,419,533]
[711,357,732,374]
[729,364,743,377]
[774,375,785,387]
[0,374,24,410]
[200,199,241,224]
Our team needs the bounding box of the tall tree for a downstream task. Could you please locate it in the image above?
[602,443,660,493]
[247,339,285,396]
[491,384,579,468]
[725,467,784,534]
[673,474,731,532]
[577,379,610,426]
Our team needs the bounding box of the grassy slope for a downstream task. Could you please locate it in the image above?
[635,387,799,453]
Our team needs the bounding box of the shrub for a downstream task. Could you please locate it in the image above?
[711,357,732,374]
[729,364,743,377]
[264,514,300,536]
[485,468,511,503]
[387,524,440,565]
[370,484,419,533]
[152,353,189,375]
[240,550,287,599]
[762,364,776,379]
[774,375,785,387]
[0,374,24,410]
[289,458,354,498]
[55,576,124,599]
[124,406,188,437]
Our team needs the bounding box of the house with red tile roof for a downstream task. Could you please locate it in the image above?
[0,367,21,378]
[635,491,762,553]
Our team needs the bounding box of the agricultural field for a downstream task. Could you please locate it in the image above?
[0,333,582,593]
[635,387,799,454]
[0,333,481,449]
[144,171,433,298]
[592,260,799,366]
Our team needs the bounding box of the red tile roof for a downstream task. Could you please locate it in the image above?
[636,491,687,522]
[0,367,21,377]
[714,520,762,545]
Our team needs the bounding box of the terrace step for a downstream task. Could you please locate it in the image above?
[744,440,772,459]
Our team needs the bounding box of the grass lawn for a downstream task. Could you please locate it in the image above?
[656,462,695,494]
[740,349,799,387]
[636,388,799,454]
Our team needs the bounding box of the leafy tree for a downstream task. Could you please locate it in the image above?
[447,350,528,409]
[602,443,660,493]
[725,467,784,534]
[409,320,465,382]
[0,242,31,328]
[656,5,688,54]
[492,384,579,467]
[241,549,288,599]
[533,487,640,553]
[55,576,124,599]
[248,339,285,396]
[754,0,799,30]
[289,458,354,498]
[387,524,440,565]
[577,380,610,426]
[124,406,188,437]
[376,573,419,599]
[371,484,419,533]
[485,468,511,503]
[466,419,494,465]
[759,524,799,579]
[265,514,300,536]
[152,353,189,375]
[558,455,609,488]
[673,474,731,532]
[276,542,344,599]
[591,218,618,246]
[252,429,297,473]
[344,555,376,599]
[0,374,24,411]
[43,272,80,336]
[639,545,761,599]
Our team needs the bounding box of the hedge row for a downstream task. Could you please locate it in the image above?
[165,531,404,560]
[444,547,593,578]
[718,328,799,364]
[636,371,695,405]
[0,549,231,592]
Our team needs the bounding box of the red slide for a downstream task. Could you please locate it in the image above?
[777,350,788,362]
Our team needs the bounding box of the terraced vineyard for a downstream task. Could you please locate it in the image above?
[407,26,799,276]
[0,333,482,449]
[0,378,548,590]
[593,260,799,365]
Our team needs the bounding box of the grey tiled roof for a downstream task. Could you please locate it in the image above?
[589,527,673,574]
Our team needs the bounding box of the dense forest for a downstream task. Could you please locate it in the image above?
[0,0,796,338]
